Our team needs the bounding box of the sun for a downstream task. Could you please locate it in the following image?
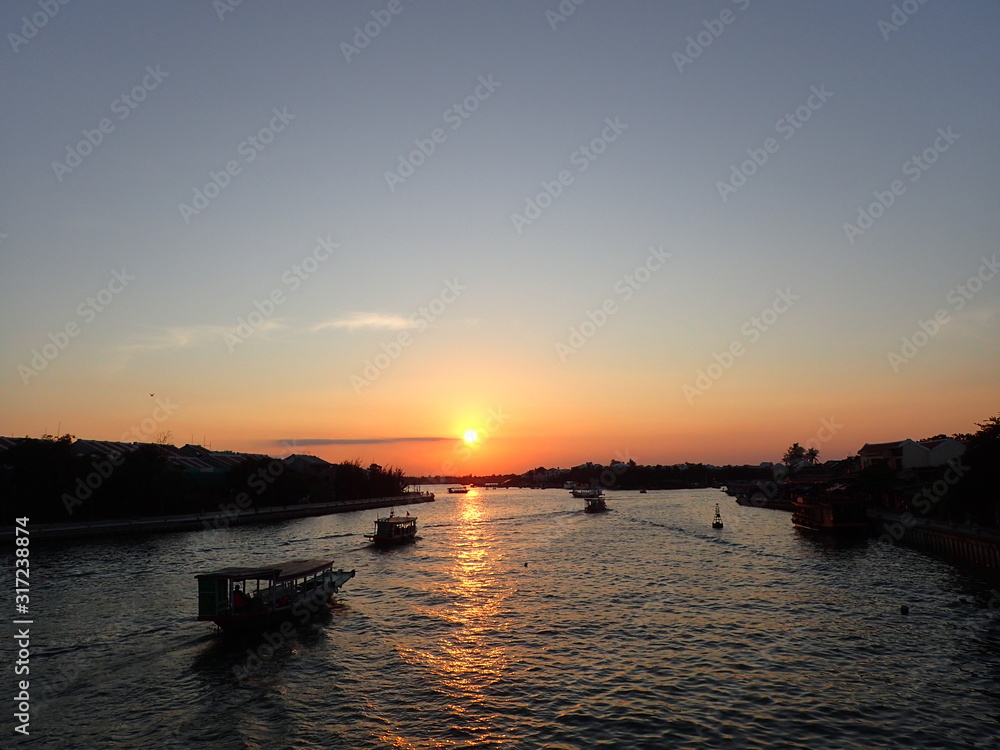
[463,429,478,444]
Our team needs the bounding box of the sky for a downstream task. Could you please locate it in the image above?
[1,0,998,475]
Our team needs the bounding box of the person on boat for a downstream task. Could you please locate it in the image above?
[233,585,248,611]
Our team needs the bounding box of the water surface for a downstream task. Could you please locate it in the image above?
[12,488,1000,748]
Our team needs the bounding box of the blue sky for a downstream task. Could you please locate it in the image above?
[2,1,998,472]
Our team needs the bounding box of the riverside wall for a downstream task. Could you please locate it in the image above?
[2,492,435,542]
[870,510,1000,569]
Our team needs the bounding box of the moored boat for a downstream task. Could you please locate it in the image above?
[365,510,418,546]
[196,558,354,632]
[792,490,869,533]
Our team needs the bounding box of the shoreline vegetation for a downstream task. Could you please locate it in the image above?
[0,436,410,531]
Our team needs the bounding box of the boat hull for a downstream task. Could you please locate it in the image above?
[792,496,870,533]
[201,604,325,633]
[366,533,416,546]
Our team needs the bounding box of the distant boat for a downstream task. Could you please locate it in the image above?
[583,493,608,513]
[639,489,647,494]
[447,485,469,494]
[712,503,724,529]
[196,558,355,632]
[572,487,603,499]
[365,510,418,546]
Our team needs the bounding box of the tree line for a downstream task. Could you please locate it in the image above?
[0,438,407,524]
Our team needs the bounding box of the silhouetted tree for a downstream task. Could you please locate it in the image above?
[1,435,82,522]
[783,443,807,467]
[953,413,1000,526]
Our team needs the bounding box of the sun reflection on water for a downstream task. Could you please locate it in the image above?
[392,493,514,744]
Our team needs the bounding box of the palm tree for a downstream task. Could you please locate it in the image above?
[805,447,820,465]
[783,443,806,466]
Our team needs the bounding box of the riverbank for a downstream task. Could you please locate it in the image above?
[2,492,435,542]
[870,509,1000,568]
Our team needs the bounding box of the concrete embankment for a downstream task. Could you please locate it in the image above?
[870,510,1000,569]
[3,492,435,542]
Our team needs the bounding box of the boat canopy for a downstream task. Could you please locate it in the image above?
[376,515,416,525]
[195,558,336,583]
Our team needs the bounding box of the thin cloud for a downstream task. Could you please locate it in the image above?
[312,313,418,332]
[277,437,453,446]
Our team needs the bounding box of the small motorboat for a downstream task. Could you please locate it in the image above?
[365,509,418,546]
[584,495,608,513]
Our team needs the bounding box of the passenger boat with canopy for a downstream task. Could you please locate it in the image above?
[365,509,418,546]
[196,558,355,632]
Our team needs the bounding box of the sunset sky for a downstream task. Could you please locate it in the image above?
[2,1,998,475]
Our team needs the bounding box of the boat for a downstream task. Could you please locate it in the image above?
[447,485,469,494]
[639,489,647,494]
[572,487,603,499]
[583,493,608,513]
[792,490,869,533]
[196,558,355,632]
[364,510,418,546]
[733,490,795,512]
[712,503,724,529]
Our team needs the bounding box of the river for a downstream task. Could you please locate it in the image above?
[10,488,1000,748]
